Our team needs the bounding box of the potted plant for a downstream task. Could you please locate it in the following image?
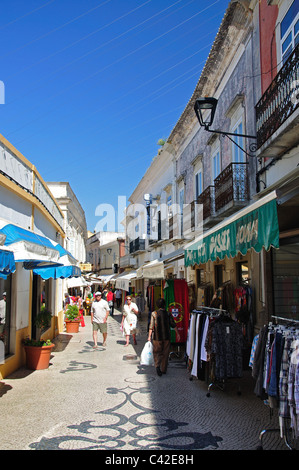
[65,304,80,333]
[23,307,54,370]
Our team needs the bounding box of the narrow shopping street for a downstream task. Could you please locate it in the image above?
[0,309,293,452]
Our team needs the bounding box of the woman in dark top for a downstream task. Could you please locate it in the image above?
[148,298,180,376]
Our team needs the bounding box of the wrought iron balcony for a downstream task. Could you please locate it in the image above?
[214,162,249,213]
[255,43,299,150]
[129,237,146,254]
[169,215,174,239]
[197,185,215,221]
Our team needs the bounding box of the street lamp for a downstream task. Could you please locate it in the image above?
[194,97,218,131]
[194,97,257,156]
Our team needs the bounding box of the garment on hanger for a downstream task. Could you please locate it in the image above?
[205,315,243,380]
[251,320,299,439]
[187,307,243,382]
[187,310,210,380]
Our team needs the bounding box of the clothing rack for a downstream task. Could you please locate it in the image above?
[194,305,228,315]
[187,307,243,397]
[271,315,299,325]
[253,316,299,450]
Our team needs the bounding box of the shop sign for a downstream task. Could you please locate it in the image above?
[185,198,279,267]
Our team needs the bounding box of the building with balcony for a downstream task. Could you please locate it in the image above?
[253,0,299,325]
[86,230,124,275]
[119,0,299,335]
[183,0,298,330]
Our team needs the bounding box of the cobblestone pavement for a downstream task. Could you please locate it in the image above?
[0,309,295,453]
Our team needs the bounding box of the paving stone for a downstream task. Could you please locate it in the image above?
[0,309,296,451]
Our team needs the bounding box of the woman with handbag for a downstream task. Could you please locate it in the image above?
[148,298,180,376]
[121,296,138,346]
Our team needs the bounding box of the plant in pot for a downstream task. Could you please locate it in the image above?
[65,304,80,333]
[23,306,54,370]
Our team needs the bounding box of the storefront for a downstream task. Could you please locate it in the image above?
[0,222,80,377]
[184,191,280,333]
[270,184,299,321]
[114,270,137,304]
[0,248,16,361]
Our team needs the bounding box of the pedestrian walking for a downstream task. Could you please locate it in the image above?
[115,288,122,308]
[148,298,180,376]
[101,288,108,300]
[121,296,138,346]
[107,288,114,316]
[91,291,110,349]
[135,291,145,318]
[63,292,70,309]
[77,295,85,327]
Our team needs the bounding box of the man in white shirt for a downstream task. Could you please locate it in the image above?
[91,291,110,349]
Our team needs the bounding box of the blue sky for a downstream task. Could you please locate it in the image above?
[0,0,229,232]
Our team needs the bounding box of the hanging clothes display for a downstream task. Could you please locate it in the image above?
[164,279,190,343]
[250,317,299,441]
[196,283,213,307]
[186,310,210,380]
[233,285,253,323]
[205,313,244,381]
[186,307,244,384]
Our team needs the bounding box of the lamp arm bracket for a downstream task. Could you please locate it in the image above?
[206,128,256,139]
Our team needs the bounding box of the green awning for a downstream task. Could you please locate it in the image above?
[185,191,279,267]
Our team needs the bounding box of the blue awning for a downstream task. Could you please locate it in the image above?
[33,265,81,280]
[0,224,61,269]
[52,243,78,265]
[32,243,81,279]
[0,249,16,279]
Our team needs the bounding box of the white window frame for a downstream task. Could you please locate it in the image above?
[212,148,221,180]
[195,170,203,199]
[179,186,184,235]
[280,0,299,63]
[231,118,245,163]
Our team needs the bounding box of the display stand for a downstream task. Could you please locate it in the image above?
[255,315,299,450]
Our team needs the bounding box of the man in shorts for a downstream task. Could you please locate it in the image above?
[91,291,110,348]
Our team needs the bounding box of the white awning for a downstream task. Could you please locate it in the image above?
[67,276,89,288]
[99,274,115,283]
[137,249,184,280]
[141,259,164,279]
[115,270,137,291]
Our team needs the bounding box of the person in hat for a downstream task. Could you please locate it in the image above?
[121,295,139,347]
[91,291,110,349]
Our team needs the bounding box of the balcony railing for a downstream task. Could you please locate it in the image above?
[129,237,146,254]
[255,43,299,149]
[214,163,249,213]
[197,185,215,220]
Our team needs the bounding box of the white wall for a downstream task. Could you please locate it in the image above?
[0,185,32,229]
[15,265,30,330]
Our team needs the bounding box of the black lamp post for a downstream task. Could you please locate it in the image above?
[194,97,218,131]
[194,97,257,154]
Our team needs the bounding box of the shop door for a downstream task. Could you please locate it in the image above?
[272,242,299,320]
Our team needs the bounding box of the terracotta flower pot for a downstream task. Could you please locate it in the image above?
[65,320,80,333]
[24,343,54,370]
